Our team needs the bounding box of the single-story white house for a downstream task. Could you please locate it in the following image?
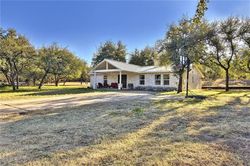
[89,59,203,90]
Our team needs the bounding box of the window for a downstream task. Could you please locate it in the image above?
[103,75,108,84]
[155,74,161,85]
[163,74,170,85]
[139,75,145,85]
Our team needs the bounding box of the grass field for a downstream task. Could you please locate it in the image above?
[0,83,94,100]
[0,87,249,165]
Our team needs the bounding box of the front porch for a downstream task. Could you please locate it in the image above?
[92,71,134,90]
[89,59,143,90]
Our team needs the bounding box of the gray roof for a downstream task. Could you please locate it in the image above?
[92,59,173,73]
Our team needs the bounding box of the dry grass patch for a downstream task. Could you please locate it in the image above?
[0,90,249,165]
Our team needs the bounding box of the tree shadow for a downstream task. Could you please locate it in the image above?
[22,88,95,96]
[94,94,249,165]
[1,92,249,165]
[0,93,189,165]
[0,86,107,96]
[187,96,250,165]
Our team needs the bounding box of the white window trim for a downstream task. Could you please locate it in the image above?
[163,74,170,86]
[155,74,161,85]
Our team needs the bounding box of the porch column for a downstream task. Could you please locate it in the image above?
[106,61,108,69]
[93,72,97,89]
[118,70,122,90]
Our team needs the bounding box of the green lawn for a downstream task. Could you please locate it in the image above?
[0,89,249,165]
[0,84,99,100]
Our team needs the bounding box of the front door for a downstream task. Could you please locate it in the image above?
[118,74,127,88]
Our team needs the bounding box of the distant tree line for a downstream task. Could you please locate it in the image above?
[0,28,89,90]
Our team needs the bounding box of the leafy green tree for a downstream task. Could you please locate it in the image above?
[159,18,206,94]
[92,41,126,66]
[22,54,43,86]
[115,41,127,61]
[78,59,90,84]
[238,18,250,73]
[0,28,35,90]
[240,18,250,48]
[129,49,141,65]
[204,17,246,91]
[49,47,81,86]
[193,0,209,24]
[198,58,224,81]
[159,22,187,93]
[37,44,61,89]
[129,47,156,66]
[182,0,209,97]
[158,1,209,96]
[38,44,84,88]
[59,56,85,86]
[235,49,250,75]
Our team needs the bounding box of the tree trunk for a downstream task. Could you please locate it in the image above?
[80,76,83,85]
[177,73,183,93]
[11,82,16,91]
[10,77,16,91]
[9,70,16,91]
[38,72,48,89]
[6,76,11,85]
[6,75,11,85]
[63,80,66,86]
[16,74,19,89]
[33,78,36,86]
[225,69,229,91]
[185,58,190,98]
[55,79,59,86]
[54,75,59,86]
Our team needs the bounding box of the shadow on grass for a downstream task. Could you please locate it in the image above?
[0,86,116,96]
[0,86,43,93]
[86,93,249,165]
[0,93,186,165]
[1,92,249,165]
[23,88,94,96]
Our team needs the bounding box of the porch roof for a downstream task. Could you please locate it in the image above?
[90,59,173,74]
[92,69,122,73]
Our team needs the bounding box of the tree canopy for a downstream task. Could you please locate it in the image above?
[129,47,156,66]
[202,17,248,91]
[92,41,127,66]
[0,28,35,90]
[0,28,89,90]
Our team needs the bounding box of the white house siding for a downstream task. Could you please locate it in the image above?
[90,74,103,87]
[142,73,178,88]
[127,72,140,87]
[189,68,202,89]
[106,73,117,84]
[89,59,203,90]
[90,72,179,89]
[183,67,203,90]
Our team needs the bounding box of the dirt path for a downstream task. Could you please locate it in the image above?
[0,91,155,116]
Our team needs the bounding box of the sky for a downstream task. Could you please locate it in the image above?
[1,0,250,64]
